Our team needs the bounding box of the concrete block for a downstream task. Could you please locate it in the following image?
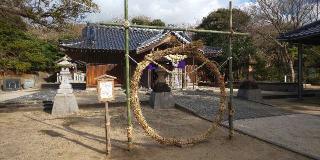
[23,79,35,89]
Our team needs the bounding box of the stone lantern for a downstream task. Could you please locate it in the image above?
[52,56,79,116]
[150,67,175,109]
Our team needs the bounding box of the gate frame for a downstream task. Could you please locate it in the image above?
[99,0,249,150]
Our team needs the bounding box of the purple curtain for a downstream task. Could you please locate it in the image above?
[177,60,186,69]
[147,63,157,70]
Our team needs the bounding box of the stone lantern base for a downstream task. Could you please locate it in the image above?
[150,92,175,109]
[52,93,79,116]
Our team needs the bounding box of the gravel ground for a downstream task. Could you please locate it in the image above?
[1,88,150,105]
[173,90,294,121]
[1,89,57,104]
[0,107,310,160]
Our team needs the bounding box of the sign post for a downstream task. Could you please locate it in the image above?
[95,74,117,156]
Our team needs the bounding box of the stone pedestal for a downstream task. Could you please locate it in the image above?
[52,93,79,115]
[237,89,262,101]
[150,92,175,109]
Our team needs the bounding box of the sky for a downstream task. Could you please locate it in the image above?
[86,0,252,25]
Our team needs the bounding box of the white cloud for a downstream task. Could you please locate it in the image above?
[238,1,257,11]
[87,0,247,25]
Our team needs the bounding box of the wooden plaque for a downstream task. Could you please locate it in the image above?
[98,80,114,102]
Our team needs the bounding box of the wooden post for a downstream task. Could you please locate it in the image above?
[184,66,187,89]
[192,56,195,90]
[95,74,116,156]
[148,69,151,89]
[105,102,111,155]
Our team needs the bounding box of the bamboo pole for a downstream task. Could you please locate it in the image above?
[124,0,133,150]
[99,22,249,36]
[228,0,234,139]
[105,102,111,155]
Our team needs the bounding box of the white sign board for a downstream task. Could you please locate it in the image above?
[98,81,114,102]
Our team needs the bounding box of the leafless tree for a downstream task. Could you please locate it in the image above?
[248,0,318,82]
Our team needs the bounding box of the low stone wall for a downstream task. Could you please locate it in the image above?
[234,82,298,92]
[0,72,52,90]
[258,83,298,92]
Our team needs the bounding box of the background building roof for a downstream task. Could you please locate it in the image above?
[278,20,320,45]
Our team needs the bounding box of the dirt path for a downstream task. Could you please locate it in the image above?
[0,107,310,160]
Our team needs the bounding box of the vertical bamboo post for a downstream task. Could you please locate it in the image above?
[228,0,234,139]
[317,0,319,20]
[124,0,133,150]
[105,102,111,155]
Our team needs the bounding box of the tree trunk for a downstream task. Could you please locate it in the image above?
[289,59,295,82]
[283,44,295,82]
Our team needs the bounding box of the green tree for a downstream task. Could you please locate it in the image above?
[195,9,255,80]
[0,0,98,29]
[150,19,165,26]
[131,16,166,26]
[0,15,63,73]
[131,16,151,25]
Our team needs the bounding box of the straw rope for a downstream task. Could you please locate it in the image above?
[130,41,227,147]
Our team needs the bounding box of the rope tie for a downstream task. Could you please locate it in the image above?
[127,125,133,150]
[123,20,130,29]
[145,57,173,74]
[219,57,233,70]
[128,55,139,64]
[228,102,235,116]
[187,61,208,74]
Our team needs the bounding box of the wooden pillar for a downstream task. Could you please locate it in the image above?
[298,45,303,99]
[105,102,111,155]
[184,66,187,89]
[148,69,151,89]
[192,56,195,90]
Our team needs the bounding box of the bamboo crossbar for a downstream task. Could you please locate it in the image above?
[99,22,249,36]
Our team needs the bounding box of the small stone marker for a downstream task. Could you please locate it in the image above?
[95,74,116,156]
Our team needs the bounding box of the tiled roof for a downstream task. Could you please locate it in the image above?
[200,46,222,58]
[60,24,221,57]
[136,31,192,53]
[278,20,320,45]
[61,24,161,51]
